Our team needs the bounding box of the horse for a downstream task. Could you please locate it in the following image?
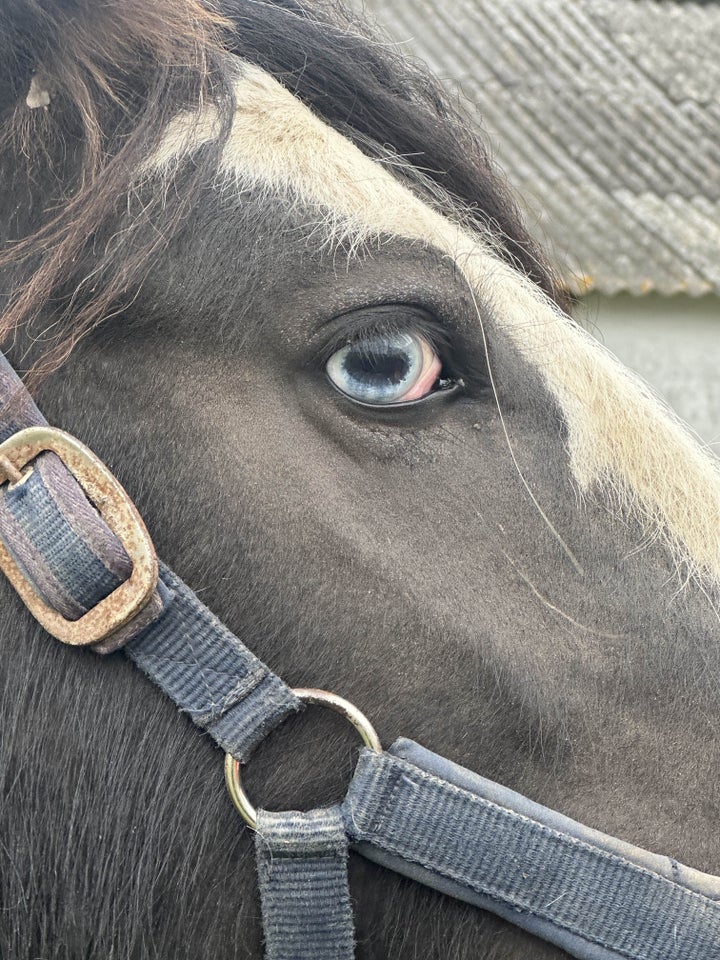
[1,1,719,958]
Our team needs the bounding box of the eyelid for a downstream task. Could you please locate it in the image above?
[326,375,464,411]
[311,304,454,368]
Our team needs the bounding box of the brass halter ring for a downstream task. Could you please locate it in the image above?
[224,688,383,830]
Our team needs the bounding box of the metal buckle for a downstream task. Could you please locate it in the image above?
[0,426,158,647]
[224,688,383,830]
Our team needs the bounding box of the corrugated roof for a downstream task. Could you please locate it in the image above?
[359,0,720,296]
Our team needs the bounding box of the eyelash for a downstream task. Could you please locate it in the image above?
[314,308,455,374]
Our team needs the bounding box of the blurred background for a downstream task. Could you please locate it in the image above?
[356,0,719,448]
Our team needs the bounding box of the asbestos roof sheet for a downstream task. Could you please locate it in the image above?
[360,0,720,296]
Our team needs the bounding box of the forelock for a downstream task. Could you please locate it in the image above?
[0,0,566,381]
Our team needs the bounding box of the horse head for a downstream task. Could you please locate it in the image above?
[0,2,718,958]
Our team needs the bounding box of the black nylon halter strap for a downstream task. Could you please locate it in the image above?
[1,347,720,960]
[344,740,720,960]
[0,351,301,761]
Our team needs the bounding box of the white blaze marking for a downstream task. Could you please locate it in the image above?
[147,64,720,584]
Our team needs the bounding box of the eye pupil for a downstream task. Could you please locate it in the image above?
[342,347,410,386]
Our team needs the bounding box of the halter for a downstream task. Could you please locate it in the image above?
[0,349,718,960]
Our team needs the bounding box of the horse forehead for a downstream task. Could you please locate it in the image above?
[145,63,720,588]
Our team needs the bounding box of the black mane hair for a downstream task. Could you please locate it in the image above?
[0,0,568,383]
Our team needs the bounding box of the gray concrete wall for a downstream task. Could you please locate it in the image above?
[581,294,719,450]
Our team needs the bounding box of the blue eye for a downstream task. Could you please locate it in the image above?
[326,331,442,405]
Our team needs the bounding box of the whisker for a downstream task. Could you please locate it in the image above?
[465,277,585,577]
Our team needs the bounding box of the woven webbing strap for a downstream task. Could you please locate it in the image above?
[0,352,300,760]
[255,807,355,960]
[344,740,720,960]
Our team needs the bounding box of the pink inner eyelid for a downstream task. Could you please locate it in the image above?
[401,344,442,402]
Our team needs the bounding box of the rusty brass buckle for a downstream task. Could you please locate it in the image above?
[0,426,158,646]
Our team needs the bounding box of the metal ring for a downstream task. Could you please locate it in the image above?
[224,688,382,830]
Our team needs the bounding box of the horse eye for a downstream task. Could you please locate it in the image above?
[326,331,442,405]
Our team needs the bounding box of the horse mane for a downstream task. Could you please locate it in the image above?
[0,0,570,382]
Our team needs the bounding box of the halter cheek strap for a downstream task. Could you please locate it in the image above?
[0,352,301,760]
[1,347,719,960]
